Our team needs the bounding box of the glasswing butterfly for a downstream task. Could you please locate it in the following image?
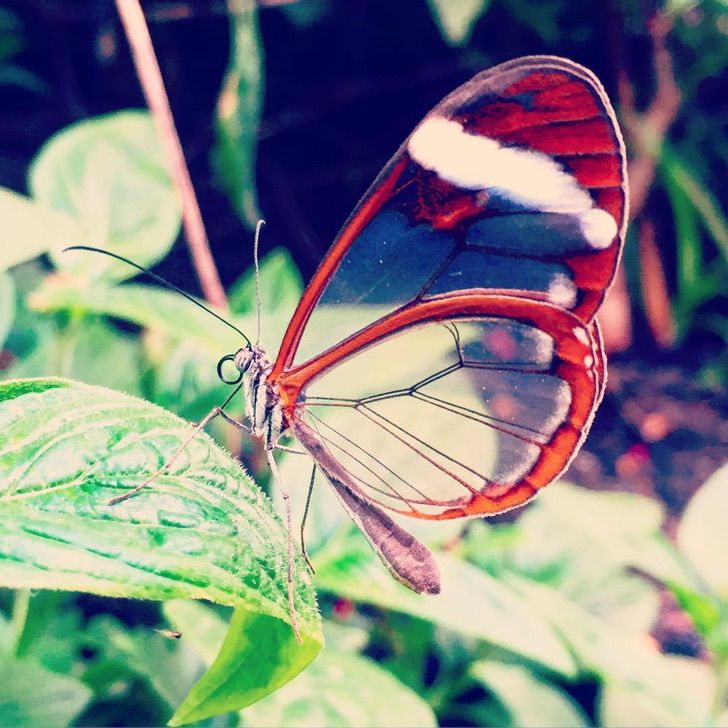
[233,55,626,596]
[74,55,627,638]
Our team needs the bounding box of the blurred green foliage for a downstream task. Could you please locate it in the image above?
[0,0,727,726]
[0,7,43,93]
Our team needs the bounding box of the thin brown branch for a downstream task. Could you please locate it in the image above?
[639,217,676,348]
[114,0,228,309]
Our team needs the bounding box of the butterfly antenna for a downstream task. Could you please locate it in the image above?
[253,219,265,346]
[63,245,251,346]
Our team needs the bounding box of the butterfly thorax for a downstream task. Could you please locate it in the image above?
[234,345,287,450]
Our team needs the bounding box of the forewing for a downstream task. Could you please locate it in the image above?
[272,56,626,375]
[283,296,602,519]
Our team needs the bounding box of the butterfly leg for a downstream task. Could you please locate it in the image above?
[273,444,307,455]
[266,448,303,645]
[108,385,248,506]
[300,464,317,575]
[211,408,253,435]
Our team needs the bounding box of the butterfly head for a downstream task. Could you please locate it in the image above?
[217,344,271,386]
[233,345,255,375]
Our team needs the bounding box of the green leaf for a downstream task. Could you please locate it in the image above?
[0,656,92,726]
[163,599,229,665]
[164,601,323,726]
[86,615,202,711]
[426,0,491,45]
[314,531,576,677]
[662,158,703,310]
[28,111,181,282]
[9,590,69,665]
[29,278,250,356]
[0,610,13,651]
[499,0,565,44]
[662,146,728,263]
[507,576,715,726]
[599,657,716,728]
[0,188,81,271]
[0,270,15,348]
[172,608,322,725]
[472,660,589,727]
[504,483,672,630]
[678,463,728,597]
[214,5,263,227]
[6,317,143,396]
[242,649,437,728]
[664,0,700,12]
[228,247,303,319]
[281,0,330,27]
[0,377,322,720]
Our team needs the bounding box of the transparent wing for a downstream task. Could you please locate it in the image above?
[287,297,601,519]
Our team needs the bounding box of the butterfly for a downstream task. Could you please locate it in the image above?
[228,55,627,599]
[78,55,627,634]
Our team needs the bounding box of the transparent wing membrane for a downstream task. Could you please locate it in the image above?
[284,58,626,368]
[293,311,599,519]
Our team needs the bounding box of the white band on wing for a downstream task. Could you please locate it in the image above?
[407,117,617,250]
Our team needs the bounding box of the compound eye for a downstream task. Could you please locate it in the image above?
[234,347,254,373]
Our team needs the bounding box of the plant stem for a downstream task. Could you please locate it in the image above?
[114,0,228,310]
[10,588,30,657]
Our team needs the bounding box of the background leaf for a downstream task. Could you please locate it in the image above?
[599,658,716,728]
[472,660,589,728]
[0,189,80,271]
[29,278,250,356]
[242,648,437,728]
[507,576,715,727]
[495,483,672,631]
[85,614,202,711]
[28,111,181,282]
[314,533,576,677]
[677,463,728,597]
[0,656,92,727]
[228,247,303,320]
[5,318,144,395]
